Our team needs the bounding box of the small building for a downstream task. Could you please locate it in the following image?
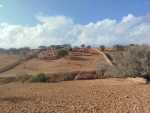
[38,48,58,60]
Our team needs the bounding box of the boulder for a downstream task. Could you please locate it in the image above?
[75,73,97,80]
[127,77,147,84]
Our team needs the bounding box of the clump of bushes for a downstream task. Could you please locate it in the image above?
[113,44,126,51]
[31,73,49,83]
[31,72,77,83]
[114,45,150,77]
[96,45,150,81]
[99,45,105,51]
[96,62,109,79]
[48,72,77,82]
[57,49,69,57]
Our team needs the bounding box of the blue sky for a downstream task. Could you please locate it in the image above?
[0,0,150,25]
[0,0,150,48]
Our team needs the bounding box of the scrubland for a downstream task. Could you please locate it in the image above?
[0,45,150,113]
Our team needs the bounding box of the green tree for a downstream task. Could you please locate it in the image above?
[57,49,69,57]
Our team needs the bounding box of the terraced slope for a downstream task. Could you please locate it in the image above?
[0,54,104,77]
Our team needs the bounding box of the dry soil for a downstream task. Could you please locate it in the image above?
[0,79,150,113]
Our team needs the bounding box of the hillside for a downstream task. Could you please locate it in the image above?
[0,54,104,77]
[0,53,20,69]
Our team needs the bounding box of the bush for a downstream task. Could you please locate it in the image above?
[99,45,105,51]
[96,62,109,79]
[96,45,150,80]
[118,45,150,76]
[57,49,69,57]
[87,45,91,48]
[113,44,125,51]
[81,44,85,48]
[31,73,49,83]
[48,72,77,82]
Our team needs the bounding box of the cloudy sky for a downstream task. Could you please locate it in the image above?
[0,0,150,48]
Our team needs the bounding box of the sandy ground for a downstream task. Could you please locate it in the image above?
[0,79,150,113]
[0,55,103,77]
[0,54,20,68]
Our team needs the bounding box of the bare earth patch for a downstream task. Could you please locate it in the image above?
[0,79,150,113]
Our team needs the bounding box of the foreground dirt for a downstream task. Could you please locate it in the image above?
[0,79,150,113]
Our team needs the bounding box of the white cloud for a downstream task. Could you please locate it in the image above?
[0,14,150,49]
[0,4,3,8]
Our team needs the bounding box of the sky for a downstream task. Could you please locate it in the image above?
[0,0,150,48]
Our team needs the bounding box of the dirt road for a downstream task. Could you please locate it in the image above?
[0,79,150,113]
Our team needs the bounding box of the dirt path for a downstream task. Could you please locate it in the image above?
[0,79,149,113]
[93,48,113,66]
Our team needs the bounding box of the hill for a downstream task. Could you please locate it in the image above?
[0,53,20,69]
[0,54,104,77]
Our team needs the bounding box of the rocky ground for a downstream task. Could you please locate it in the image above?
[0,79,150,113]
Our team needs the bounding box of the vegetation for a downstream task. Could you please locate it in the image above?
[1,44,150,84]
[31,73,49,83]
[81,44,85,48]
[50,44,72,49]
[38,46,48,49]
[57,49,69,57]
[87,45,91,48]
[113,44,126,51]
[97,45,150,81]
[96,62,109,79]
[48,72,77,82]
[100,45,105,51]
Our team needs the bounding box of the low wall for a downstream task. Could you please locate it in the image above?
[0,60,22,73]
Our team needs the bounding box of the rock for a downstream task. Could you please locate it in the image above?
[75,73,97,80]
[127,77,147,84]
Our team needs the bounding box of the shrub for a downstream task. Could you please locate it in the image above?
[57,49,69,57]
[75,71,97,80]
[48,72,77,82]
[63,72,77,81]
[96,62,111,79]
[118,45,150,76]
[31,73,49,83]
[113,44,125,51]
[99,45,105,51]
[81,44,85,48]
[108,45,150,77]
[87,45,91,48]
[96,45,150,80]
